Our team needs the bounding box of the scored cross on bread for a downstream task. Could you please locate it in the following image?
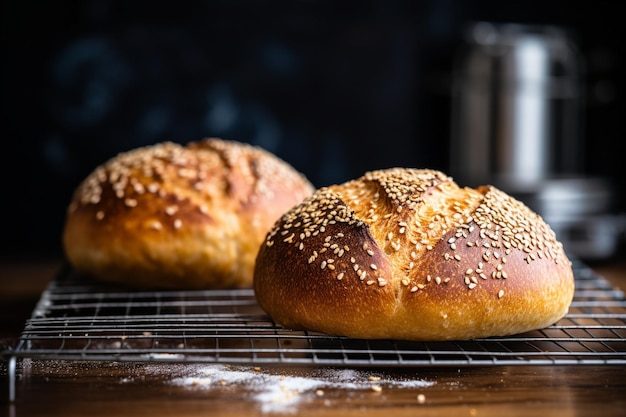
[253,168,575,341]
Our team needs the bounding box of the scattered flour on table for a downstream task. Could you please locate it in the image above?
[164,364,434,413]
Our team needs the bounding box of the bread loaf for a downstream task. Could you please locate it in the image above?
[253,168,575,341]
[63,137,314,289]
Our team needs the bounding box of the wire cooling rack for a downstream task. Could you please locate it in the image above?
[3,260,625,380]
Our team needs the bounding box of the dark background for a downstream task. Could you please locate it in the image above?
[1,0,624,259]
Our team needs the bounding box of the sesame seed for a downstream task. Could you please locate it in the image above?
[149,220,162,231]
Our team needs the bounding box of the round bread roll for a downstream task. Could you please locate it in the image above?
[63,137,314,289]
[253,168,575,341]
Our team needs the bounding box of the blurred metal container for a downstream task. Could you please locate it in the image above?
[450,22,583,191]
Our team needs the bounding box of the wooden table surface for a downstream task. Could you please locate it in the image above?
[1,254,625,416]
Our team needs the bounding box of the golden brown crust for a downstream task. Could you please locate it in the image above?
[253,168,575,341]
[62,138,314,289]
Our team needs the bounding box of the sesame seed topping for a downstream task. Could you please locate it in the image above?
[149,220,162,230]
[260,167,569,298]
[72,137,315,265]
[165,206,179,216]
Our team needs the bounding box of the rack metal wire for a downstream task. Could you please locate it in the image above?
[3,259,626,400]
